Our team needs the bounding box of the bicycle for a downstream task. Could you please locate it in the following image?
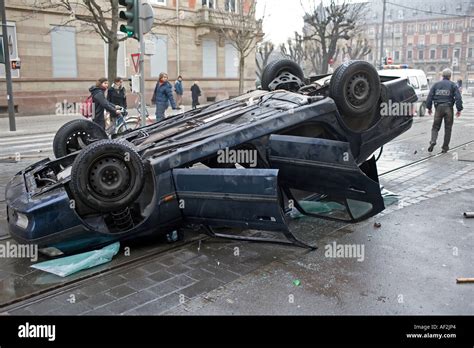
[105,105,153,136]
[115,104,154,134]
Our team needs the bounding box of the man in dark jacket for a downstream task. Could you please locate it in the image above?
[174,75,184,107]
[191,81,201,109]
[426,68,463,153]
[89,78,122,130]
[107,77,127,108]
[152,72,178,122]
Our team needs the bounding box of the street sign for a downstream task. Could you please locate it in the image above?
[131,53,140,73]
[387,57,393,64]
[144,40,155,55]
[141,2,154,35]
[131,74,140,93]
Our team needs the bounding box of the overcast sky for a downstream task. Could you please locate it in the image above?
[256,0,312,45]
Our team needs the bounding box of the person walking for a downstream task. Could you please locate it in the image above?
[174,75,184,107]
[89,78,122,130]
[151,72,178,122]
[191,81,201,109]
[426,68,463,153]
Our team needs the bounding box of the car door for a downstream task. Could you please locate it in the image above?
[172,168,289,231]
[268,134,385,222]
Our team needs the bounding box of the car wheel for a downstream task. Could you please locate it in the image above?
[329,60,381,118]
[419,102,426,117]
[261,59,305,91]
[53,119,108,158]
[70,139,145,212]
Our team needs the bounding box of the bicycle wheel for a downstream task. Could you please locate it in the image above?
[117,119,140,134]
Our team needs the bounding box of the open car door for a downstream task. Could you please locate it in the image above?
[268,134,385,222]
[172,168,288,231]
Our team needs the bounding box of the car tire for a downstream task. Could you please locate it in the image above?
[261,59,305,91]
[70,139,145,213]
[419,102,426,117]
[53,119,108,158]
[329,60,381,118]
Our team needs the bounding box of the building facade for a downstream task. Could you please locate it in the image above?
[0,0,258,115]
[364,0,474,85]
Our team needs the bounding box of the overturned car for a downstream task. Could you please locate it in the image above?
[6,60,417,253]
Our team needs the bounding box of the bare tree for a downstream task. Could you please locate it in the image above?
[256,41,275,80]
[342,34,371,60]
[302,0,367,74]
[26,0,129,83]
[215,0,263,94]
[280,32,306,67]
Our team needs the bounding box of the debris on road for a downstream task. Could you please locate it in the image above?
[31,242,120,277]
[374,222,382,228]
[293,279,301,286]
[463,212,474,218]
[456,278,474,284]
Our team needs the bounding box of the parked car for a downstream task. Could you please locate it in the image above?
[6,60,417,254]
[377,66,429,116]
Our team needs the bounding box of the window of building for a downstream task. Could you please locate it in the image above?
[454,48,460,58]
[407,50,413,60]
[202,0,215,9]
[442,34,449,44]
[470,36,474,43]
[471,19,474,27]
[104,33,127,79]
[395,24,401,33]
[469,48,473,58]
[418,50,424,60]
[394,51,400,60]
[225,0,236,12]
[418,36,425,46]
[225,41,238,77]
[443,22,449,31]
[430,49,436,59]
[51,26,77,78]
[429,66,436,72]
[431,22,438,31]
[442,48,448,59]
[149,0,166,5]
[150,34,168,77]
[398,10,404,19]
[202,39,217,77]
[0,22,19,78]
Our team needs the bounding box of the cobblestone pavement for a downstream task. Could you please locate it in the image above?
[1,97,473,315]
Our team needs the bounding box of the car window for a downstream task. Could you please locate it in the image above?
[408,76,419,89]
[418,75,429,90]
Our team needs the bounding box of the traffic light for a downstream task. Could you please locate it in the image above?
[119,0,140,40]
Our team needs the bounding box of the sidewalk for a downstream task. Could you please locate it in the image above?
[0,105,193,138]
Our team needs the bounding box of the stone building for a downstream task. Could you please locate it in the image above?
[0,0,259,115]
[363,0,474,85]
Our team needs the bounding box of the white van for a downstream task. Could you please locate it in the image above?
[378,67,430,116]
